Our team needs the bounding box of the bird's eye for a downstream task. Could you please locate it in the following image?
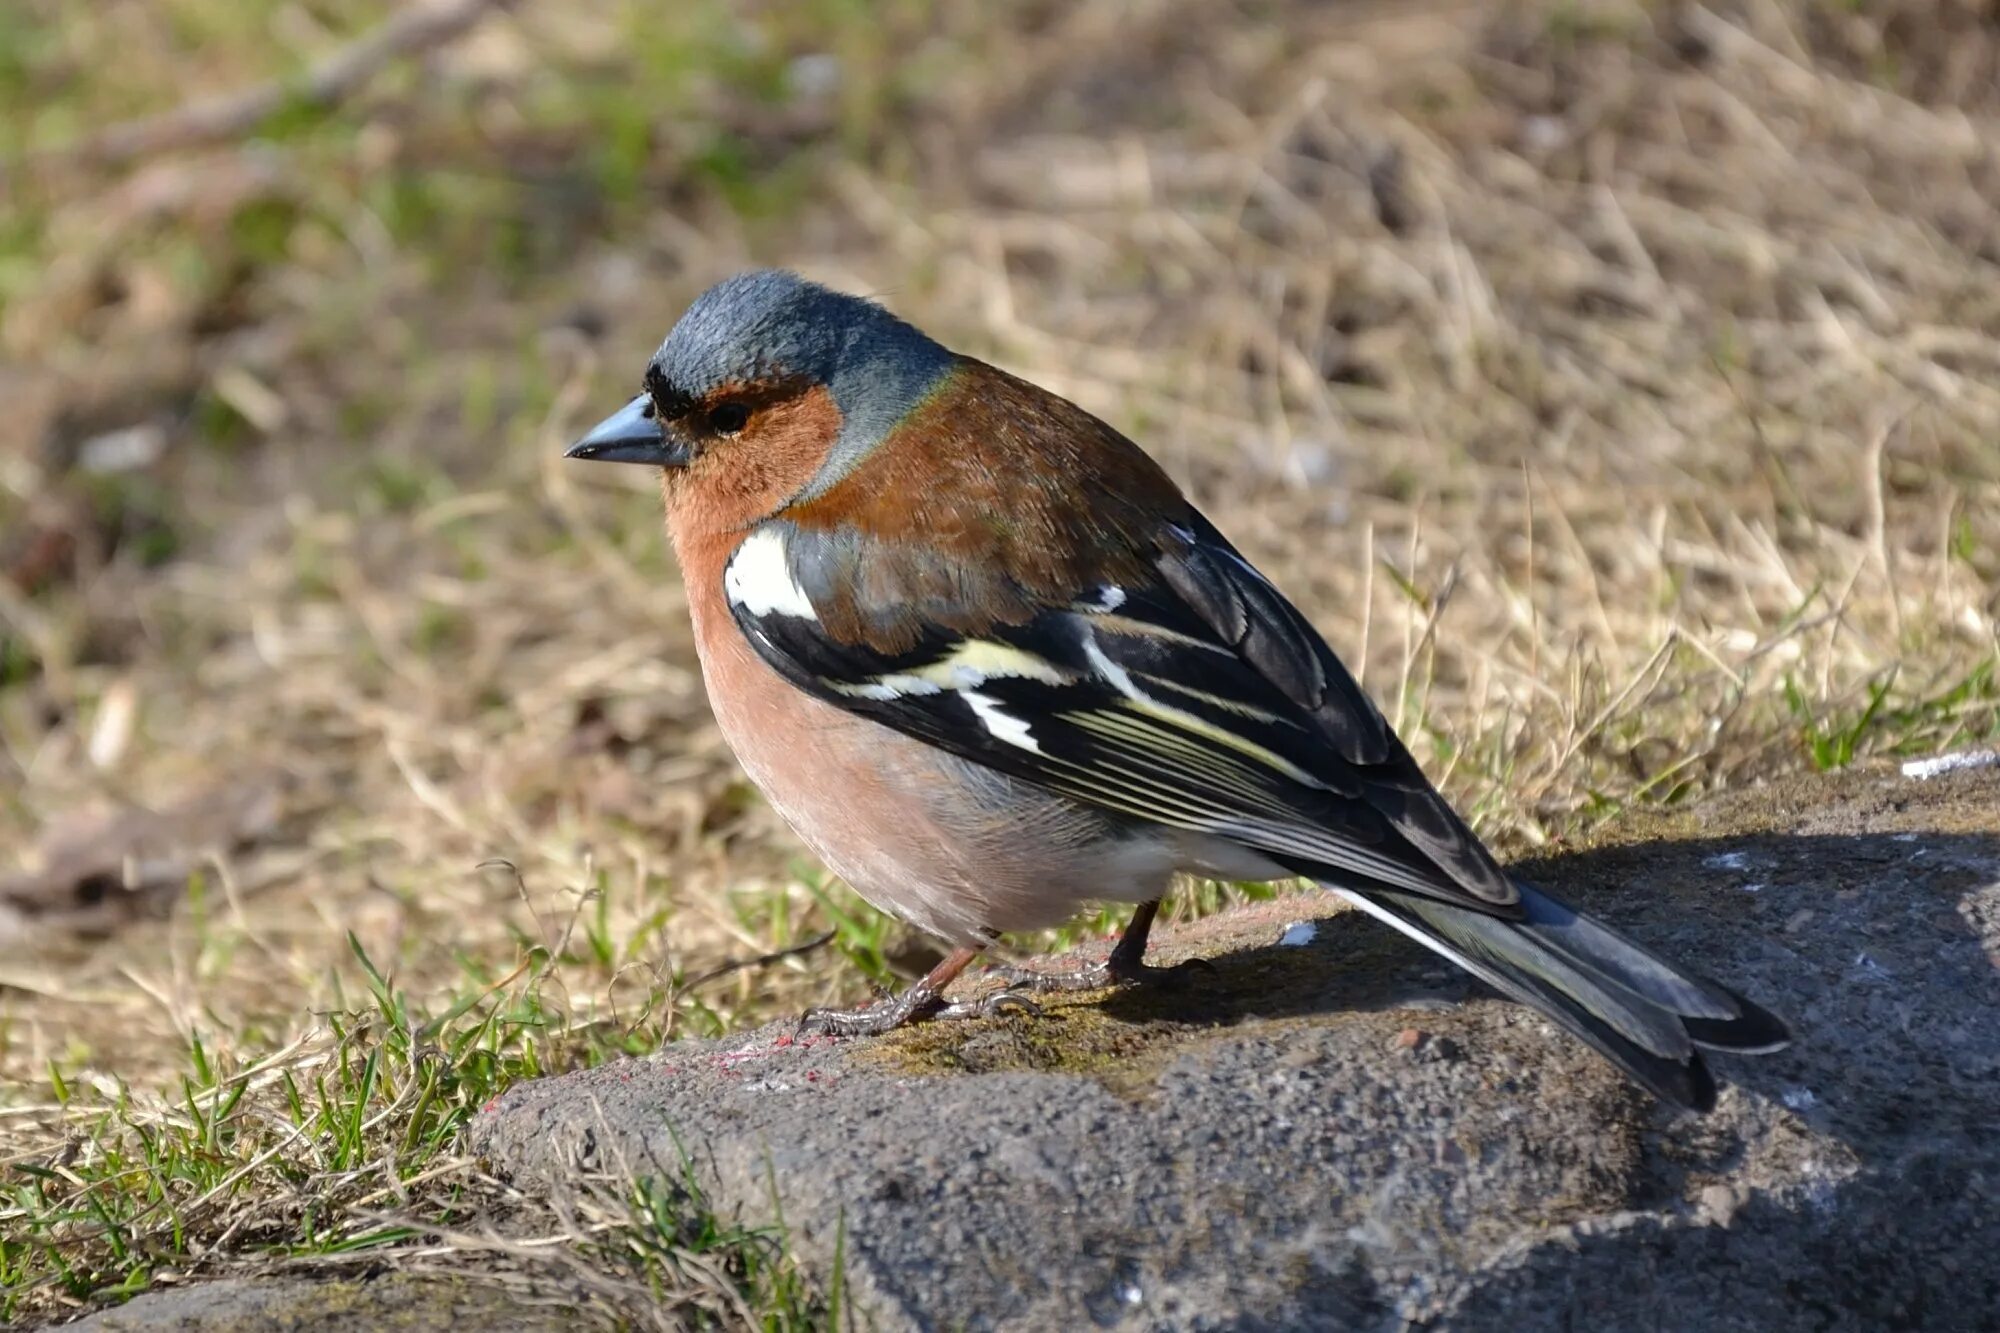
[706,401,751,436]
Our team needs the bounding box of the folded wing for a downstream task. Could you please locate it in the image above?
[727,514,1521,916]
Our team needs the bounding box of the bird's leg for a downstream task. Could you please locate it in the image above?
[797,945,1040,1038]
[987,899,1214,994]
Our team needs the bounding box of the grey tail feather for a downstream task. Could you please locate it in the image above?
[1325,878,1791,1113]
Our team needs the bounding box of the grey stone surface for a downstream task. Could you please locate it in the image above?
[50,1273,580,1332]
[471,766,2000,1332]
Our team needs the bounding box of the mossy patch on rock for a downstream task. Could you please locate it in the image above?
[859,898,1393,1093]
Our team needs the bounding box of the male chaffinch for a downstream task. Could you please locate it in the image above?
[568,269,1788,1111]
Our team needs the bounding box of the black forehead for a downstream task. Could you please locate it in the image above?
[640,362,697,418]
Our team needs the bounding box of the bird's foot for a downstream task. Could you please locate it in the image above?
[985,953,1216,995]
[797,983,1041,1038]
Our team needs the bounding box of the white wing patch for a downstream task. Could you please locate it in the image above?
[832,674,942,702]
[725,527,817,620]
[964,691,1041,752]
[824,639,1070,701]
[1075,584,1126,613]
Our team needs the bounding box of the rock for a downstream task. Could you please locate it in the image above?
[50,1273,580,1332]
[471,765,2000,1331]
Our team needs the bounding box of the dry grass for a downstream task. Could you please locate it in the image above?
[2,0,1997,1322]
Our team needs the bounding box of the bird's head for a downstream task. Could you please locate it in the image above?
[567,270,956,522]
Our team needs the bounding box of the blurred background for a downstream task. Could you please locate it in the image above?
[2,0,1996,1320]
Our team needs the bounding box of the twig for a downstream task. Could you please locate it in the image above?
[36,0,514,174]
[681,931,837,993]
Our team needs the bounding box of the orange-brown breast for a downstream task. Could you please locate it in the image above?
[669,520,1169,943]
[668,521,943,888]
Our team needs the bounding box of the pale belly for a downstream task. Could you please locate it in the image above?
[688,604,1195,942]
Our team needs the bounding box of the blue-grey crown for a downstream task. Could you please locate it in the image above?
[651,270,955,495]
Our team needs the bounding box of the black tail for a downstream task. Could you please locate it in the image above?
[1325,879,1791,1111]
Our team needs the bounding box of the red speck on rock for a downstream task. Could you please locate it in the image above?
[1393,1028,1424,1050]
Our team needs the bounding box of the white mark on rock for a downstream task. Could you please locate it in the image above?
[1799,1161,1844,1213]
[1704,851,1752,871]
[1741,882,1766,894]
[1278,920,1318,948]
[1782,1086,1819,1111]
[1901,749,2000,781]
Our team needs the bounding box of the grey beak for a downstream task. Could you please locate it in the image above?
[565,394,686,466]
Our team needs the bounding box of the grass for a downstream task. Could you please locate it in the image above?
[4,0,1999,1323]
[3,925,828,1326]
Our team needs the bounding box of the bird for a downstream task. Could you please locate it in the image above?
[566,269,1789,1112]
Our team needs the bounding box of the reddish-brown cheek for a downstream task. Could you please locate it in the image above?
[665,383,844,540]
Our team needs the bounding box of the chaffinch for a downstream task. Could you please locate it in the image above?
[568,269,1788,1111]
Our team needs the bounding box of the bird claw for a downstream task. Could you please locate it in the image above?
[936,989,1043,1022]
[796,988,942,1038]
[983,960,1116,993]
[796,982,1041,1037]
